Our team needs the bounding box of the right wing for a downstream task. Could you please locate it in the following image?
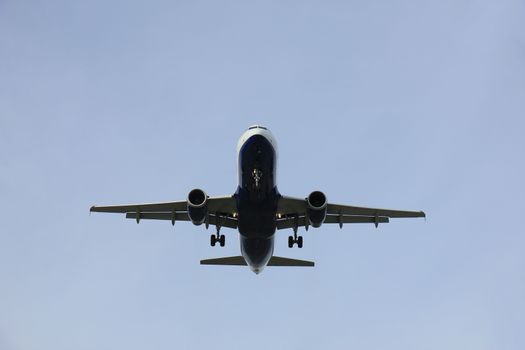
[277,195,425,230]
[326,203,426,218]
[90,196,238,229]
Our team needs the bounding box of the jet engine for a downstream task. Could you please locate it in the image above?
[187,188,208,225]
[307,191,327,228]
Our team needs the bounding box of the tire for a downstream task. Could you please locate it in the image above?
[297,236,303,248]
[219,235,225,247]
[210,234,216,247]
[288,236,294,248]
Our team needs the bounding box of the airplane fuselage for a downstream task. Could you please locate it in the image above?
[235,126,280,273]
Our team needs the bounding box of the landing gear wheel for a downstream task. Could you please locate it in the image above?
[288,236,294,248]
[210,234,216,247]
[297,236,303,248]
[219,234,225,247]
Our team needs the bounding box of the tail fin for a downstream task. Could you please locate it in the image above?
[200,256,314,267]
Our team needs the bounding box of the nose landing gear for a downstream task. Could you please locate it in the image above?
[252,169,262,189]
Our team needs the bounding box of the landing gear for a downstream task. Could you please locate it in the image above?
[288,215,302,248]
[288,232,303,248]
[252,168,262,189]
[210,223,225,247]
[210,234,225,247]
[288,215,303,248]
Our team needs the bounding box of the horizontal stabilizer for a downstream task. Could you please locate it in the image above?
[200,256,314,267]
[268,256,314,267]
[200,256,247,265]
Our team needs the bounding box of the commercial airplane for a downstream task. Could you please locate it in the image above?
[91,125,425,274]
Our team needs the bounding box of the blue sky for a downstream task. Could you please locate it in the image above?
[1,0,524,349]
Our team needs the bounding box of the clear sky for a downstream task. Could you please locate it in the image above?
[1,1,524,349]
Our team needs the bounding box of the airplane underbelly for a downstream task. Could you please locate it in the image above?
[238,212,276,238]
[240,235,274,272]
[236,184,278,238]
[236,130,279,238]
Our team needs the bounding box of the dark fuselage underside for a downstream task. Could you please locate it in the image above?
[235,134,280,272]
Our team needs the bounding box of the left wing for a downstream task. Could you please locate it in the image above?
[90,196,238,228]
[277,195,425,230]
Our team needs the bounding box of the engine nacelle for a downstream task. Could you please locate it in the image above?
[307,191,327,228]
[187,188,208,225]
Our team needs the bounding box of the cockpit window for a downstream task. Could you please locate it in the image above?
[248,125,267,130]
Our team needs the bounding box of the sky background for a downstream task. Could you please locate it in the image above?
[1,0,524,349]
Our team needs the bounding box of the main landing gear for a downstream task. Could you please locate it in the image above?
[288,231,303,248]
[287,215,303,248]
[210,225,225,247]
[210,234,225,247]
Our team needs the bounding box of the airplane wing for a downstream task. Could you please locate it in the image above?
[90,196,238,228]
[276,195,425,230]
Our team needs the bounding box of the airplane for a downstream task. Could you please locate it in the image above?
[90,125,425,274]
